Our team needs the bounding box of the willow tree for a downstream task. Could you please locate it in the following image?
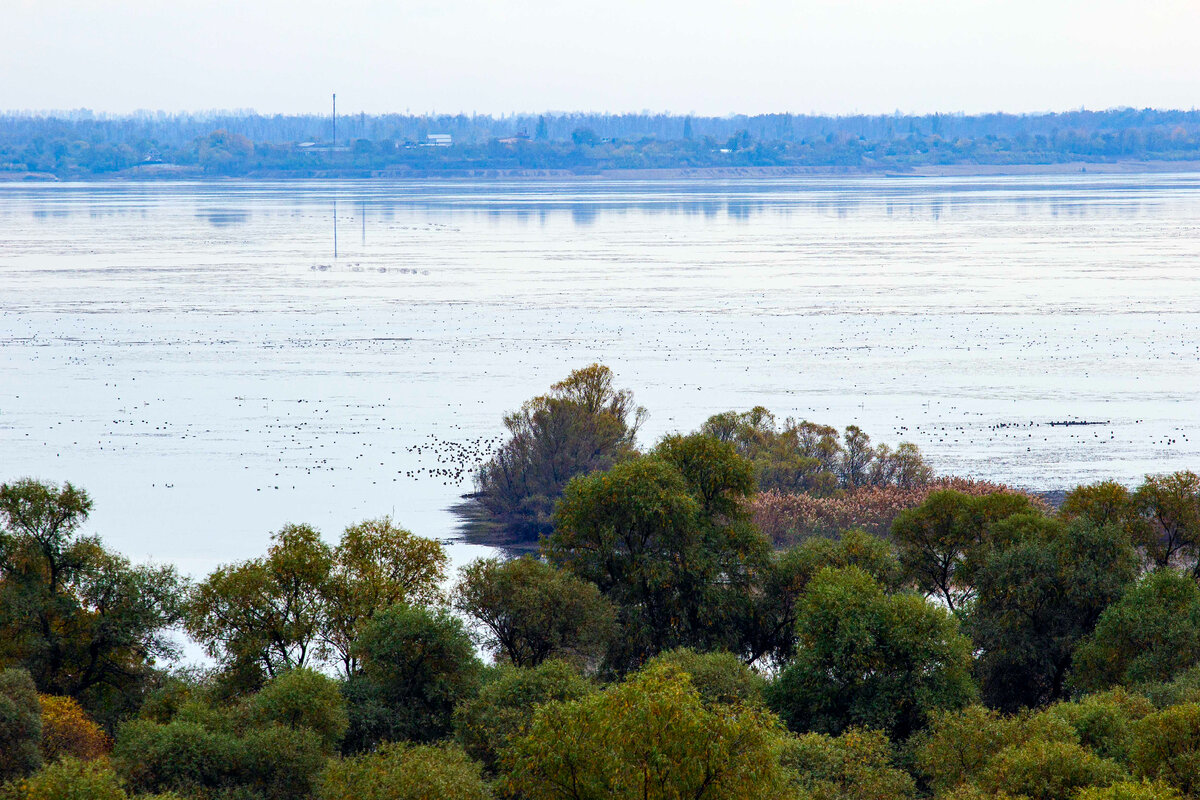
[473,364,646,542]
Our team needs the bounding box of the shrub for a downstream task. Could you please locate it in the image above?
[1128,703,1200,795]
[912,704,1079,793]
[1038,689,1155,763]
[1138,666,1200,709]
[784,727,915,800]
[504,663,793,800]
[913,706,1022,793]
[979,739,1126,800]
[11,757,126,800]
[319,743,489,800]
[111,719,239,796]
[238,724,329,800]
[37,695,109,763]
[643,648,764,707]
[1075,781,1184,800]
[749,478,1040,547]
[0,669,43,783]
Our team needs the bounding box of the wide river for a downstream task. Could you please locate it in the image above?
[2,175,1199,576]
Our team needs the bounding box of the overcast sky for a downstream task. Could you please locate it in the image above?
[4,0,1199,117]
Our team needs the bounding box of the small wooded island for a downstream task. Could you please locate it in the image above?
[2,366,1199,800]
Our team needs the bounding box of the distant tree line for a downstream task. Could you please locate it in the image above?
[3,108,1200,176]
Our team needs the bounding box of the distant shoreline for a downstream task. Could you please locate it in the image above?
[6,159,1200,183]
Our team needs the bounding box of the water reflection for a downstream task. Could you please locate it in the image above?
[1,175,1188,228]
[197,209,250,227]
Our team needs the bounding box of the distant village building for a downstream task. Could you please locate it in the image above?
[424,134,453,147]
[296,142,350,153]
[498,129,530,145]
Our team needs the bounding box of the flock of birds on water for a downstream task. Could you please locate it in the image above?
[5,189,1200,524]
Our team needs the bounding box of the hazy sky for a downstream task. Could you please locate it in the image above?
[4,0,1200,116]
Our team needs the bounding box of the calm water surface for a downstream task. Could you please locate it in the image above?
[2,176,1199,574]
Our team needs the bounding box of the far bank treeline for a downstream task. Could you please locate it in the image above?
[5,108,1200,177]
[5,365,1200,800]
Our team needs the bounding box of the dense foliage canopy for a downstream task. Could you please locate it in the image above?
[5,371,1200,800]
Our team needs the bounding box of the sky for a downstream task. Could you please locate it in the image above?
[3,0,1200,117]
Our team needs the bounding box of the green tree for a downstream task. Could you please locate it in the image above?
[1133,472,1200,573]
[547,438,769,668]
[319,742,490,800]
[0,480,183,718]
[453,659,593,771]
[1039,689,1156,763]
[474,364,646,541]
[1072,569,1200,693]
[703,408,837,495]
[890,489,1037,612]
[652,432,756,520]
[503,662,793,800]
[453,556,615,669]
[0,668,43,783]
[784,727,915,800]
[186,524,332,690]
[971,518,1139,711]
[343,604,481,751]
[701,409,931,495]
[738,529,903,668]
[321,518,448,675]
[766,567,976,740]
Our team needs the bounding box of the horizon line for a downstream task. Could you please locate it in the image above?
[4,104,1200,121]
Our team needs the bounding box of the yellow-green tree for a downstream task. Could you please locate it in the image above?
[322,518,448,675]
[38,694,109,762]
[784,727,915,800]
[320,742,489,800]
[503,662,793,800]
[185,524,332,690]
